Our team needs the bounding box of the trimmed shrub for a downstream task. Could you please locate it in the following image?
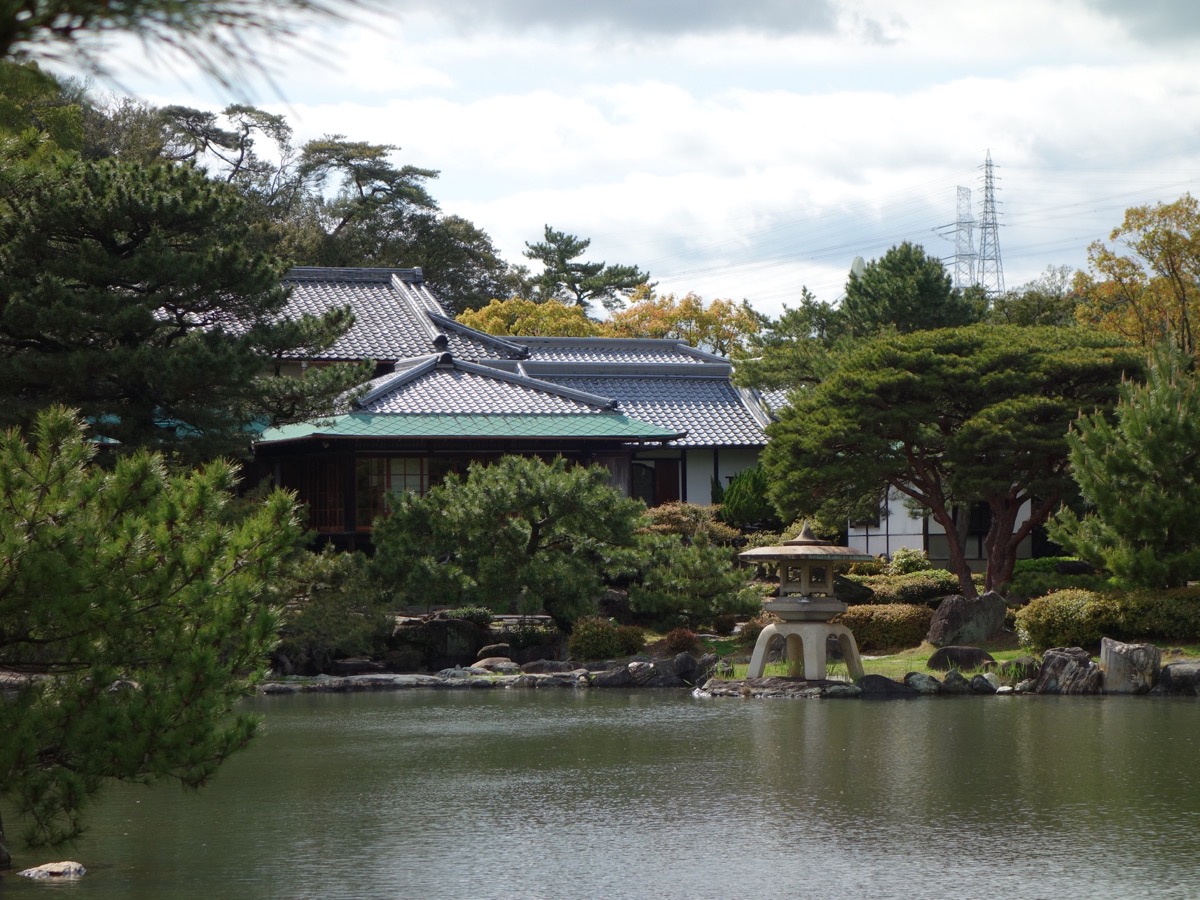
[886,547,935,575]
[833,604,933,653]
[642,501,741,546]
[718,465,781,529]
[737,610,782,648]
[567,616,621,660]
[1015,586,1200,651]
[615,624,648,656]
[1119,588,1200,640]
[1013,556,1086,575]
[709,613,737,636]
[505,618,560,651]
[444,606,494,628]
[739,530,783,552]
[847,569,960,606]
[1014,589,1117,651]
[848,557,886,577]
[663,627,701,655]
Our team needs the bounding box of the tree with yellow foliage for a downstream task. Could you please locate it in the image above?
[603,288,763,357]
[1073,194,1200,356]
[456,297,602,337]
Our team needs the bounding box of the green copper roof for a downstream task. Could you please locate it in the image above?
[257,412,683,444]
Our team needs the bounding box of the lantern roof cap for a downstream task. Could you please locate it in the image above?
[737,521,875,563]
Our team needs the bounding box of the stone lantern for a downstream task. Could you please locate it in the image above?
[738,522,874,681]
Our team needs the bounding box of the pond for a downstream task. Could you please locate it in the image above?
[6,689,1200,899]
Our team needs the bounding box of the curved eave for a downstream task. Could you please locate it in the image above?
[255,413,685,446]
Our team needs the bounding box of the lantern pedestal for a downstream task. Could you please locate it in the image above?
[746,620,865,681]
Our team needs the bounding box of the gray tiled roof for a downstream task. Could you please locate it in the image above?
[280,268,527,363]
[275,267,768,450]
[760,388,792,413]
[519,337,723,366]
[357,356,620,416]
[540,375,769,447]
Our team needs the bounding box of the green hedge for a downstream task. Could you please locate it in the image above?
[1015,587,1200,651]
[1002,569,1113,603]
[833,604,933,652]
[847,569,961,606]
[1012,556,1082,575]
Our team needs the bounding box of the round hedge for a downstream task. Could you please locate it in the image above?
[833,603,933,652]
[846,569,961,606]
[1015,586,1200,651]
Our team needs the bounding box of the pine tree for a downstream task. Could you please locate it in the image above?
[1049,346,1200,588]
[842,241,982,338]
[0,151,366,461]
[370,455,647,631]
[524,225,650,313]
[0,408,302,860]
[764,325,1141,595]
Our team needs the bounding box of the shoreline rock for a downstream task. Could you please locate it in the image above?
[17,861,86,879]
[257,650,1200,699]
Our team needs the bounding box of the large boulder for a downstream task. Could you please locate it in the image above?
[940,670,972,694]
[1099,637,1160,695]
[1034,647,1102,695]
[591,666,634,688]
[904,672,942,694]
[926,592,1007,646]
[383,648,428,672]
[474,657,520,673]
[520,659,576,674]
[857,674,919,698]
[1152,661,1200,696]
[671,652,700,684]
[969,674,997,694]
[927,646,995,672]
[511,640,564,665]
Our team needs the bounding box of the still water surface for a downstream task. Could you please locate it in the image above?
[6,690,1200,899]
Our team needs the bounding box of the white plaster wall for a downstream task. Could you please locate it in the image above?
[847,489,926,559]
[847,488,1035,568]
[687,447,761,506]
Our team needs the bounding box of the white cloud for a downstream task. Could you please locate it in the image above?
[43,0,1200,319]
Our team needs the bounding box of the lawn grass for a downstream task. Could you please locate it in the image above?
[704,635,1200,682]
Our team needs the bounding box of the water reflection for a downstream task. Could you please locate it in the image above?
[5,691,1200,899]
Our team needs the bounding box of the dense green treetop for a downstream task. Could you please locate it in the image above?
[762,325,1142,595]
[0,149,366,461]
[1049,346,1200,589]
[0,407,302,854]
[734,287,846,391]
[371,455,647,632]
[83,93,526,312]
[369,454,752,631]
[841,241,983,338]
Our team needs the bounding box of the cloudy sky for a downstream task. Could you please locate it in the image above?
[53,0,1200,318]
